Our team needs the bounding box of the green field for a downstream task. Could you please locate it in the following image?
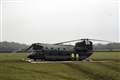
[0,52,120,80]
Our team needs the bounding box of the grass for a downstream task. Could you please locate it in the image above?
[0,52,120,80]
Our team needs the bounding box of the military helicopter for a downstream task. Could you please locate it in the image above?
[25,38,112,61]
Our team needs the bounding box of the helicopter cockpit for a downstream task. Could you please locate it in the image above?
[27,43,44,59]
[32,43,43,51]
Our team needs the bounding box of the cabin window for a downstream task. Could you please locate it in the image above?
[45,47,48,49]
[58,48,60,50]
[63,48,66,50]
[51,48,53,50]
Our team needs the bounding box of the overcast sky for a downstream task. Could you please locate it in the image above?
[0,0,119,44]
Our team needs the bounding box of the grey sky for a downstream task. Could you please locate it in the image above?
[1,0,119,44]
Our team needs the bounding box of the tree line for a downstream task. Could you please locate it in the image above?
[0,41,28,52]
[0,41,120,52]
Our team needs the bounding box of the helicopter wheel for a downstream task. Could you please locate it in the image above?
[33,59,37,61]
[41,59,45,61]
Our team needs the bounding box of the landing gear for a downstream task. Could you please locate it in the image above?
[76,54,79,61]
[71,53,75,61]
[33,59,37,61]
[33,58,45,61]
[71,53,80,61]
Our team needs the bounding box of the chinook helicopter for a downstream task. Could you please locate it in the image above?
[25,39,112,61]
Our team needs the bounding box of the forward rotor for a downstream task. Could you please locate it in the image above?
[54,38,114,45]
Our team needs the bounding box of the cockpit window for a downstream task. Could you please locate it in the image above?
[33,44,43,50]
[85,40,90,45]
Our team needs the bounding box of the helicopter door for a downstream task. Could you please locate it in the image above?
[76,54,79,61]
[71,53,75,60]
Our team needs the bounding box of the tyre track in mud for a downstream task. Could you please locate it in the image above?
[64,63,116,80]
[3,64,76,80]
[95,62,120,73]
[0,76,20,80]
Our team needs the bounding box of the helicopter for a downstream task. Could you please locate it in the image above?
[25,38,113,61]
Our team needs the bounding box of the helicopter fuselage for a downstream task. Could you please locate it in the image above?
[27,40,93,61]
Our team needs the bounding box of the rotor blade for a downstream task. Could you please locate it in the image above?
[54,39,83,45]
[13,46,31,53]
[24,44,33,51]
[89,39,114,43]
[54,38,115,45]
